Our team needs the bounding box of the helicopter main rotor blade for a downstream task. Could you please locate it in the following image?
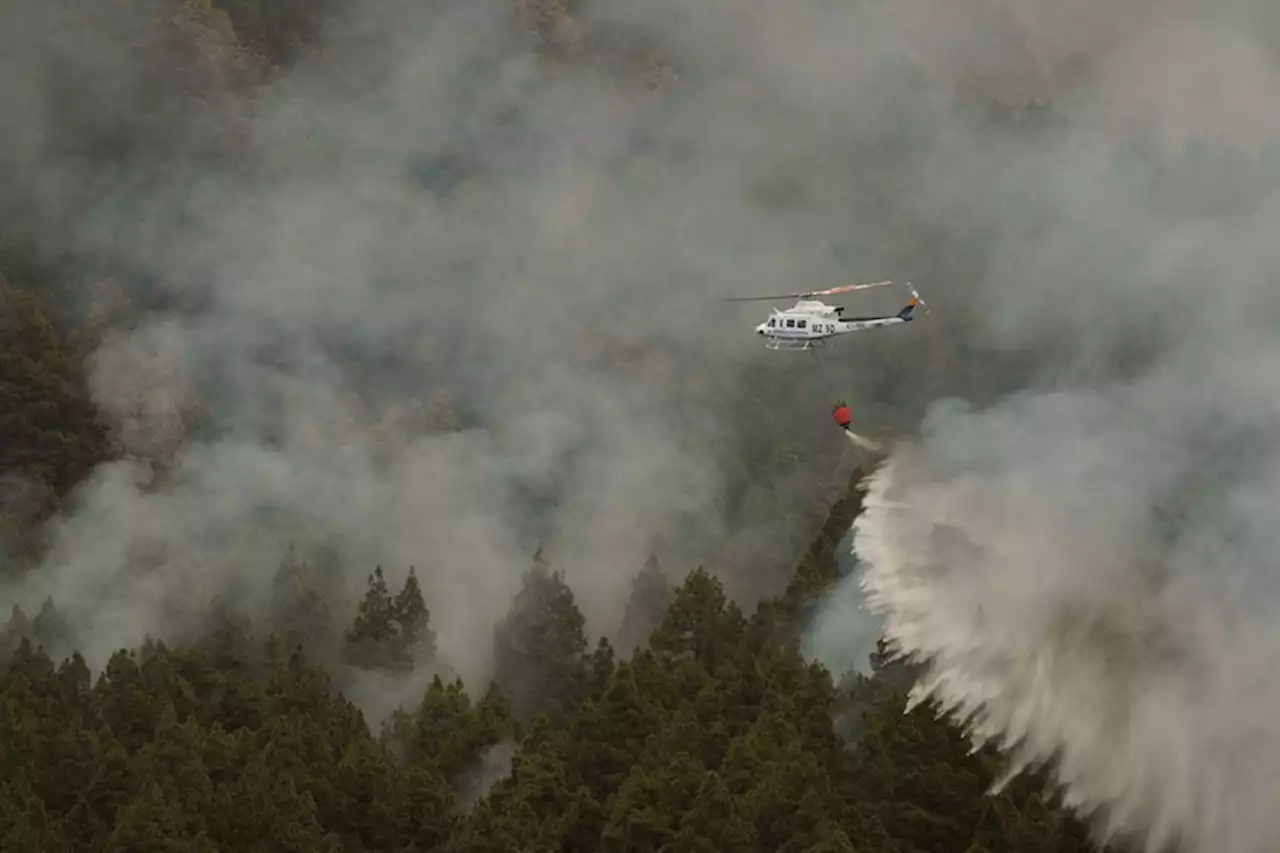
[808,280,893,296]
[721,280,893,302]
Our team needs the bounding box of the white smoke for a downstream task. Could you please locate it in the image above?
[2,0,880,682]
[846,356,1280,853]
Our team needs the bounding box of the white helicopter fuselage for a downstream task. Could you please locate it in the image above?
[755,297,918,350]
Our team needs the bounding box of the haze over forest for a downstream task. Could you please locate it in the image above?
[3,0,1280,851]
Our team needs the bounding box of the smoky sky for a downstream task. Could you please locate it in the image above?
[0,0,927,684]
[5,0,1278,749]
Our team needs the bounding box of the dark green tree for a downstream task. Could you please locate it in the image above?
[31,597,73,658]
[392,566,436,664]
[382,674,509,781]
[669,770,759,852]
[649,567,745,670]
[0,605,33,664]
[616,553,671,656]
[492,548,589,723]
[102,781,210,853]
[0,786,73,853]
[344,566,397,669]
[0,280,112,552]
[269,544,337,657]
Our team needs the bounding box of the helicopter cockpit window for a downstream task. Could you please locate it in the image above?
[768,318,776,327]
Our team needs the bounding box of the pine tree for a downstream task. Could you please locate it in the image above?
[802,822,858,853]
[31,597,72,656]
[270,544,337,658]
[492,548,589,723]
[616,554,671,656]
[391,566,435,665]
[0,789,73,853]
[588,636,615,698]
[0,280,112,534]
[384,675,483,776]
[649,567,744,670]
[2,604,33,661]
[670,770,759,852]
[344,567,398,669]
[102,781,204,853]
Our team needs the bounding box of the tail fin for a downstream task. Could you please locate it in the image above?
[896,284,927,321]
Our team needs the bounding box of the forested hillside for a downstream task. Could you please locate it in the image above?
[1,464,1110,851]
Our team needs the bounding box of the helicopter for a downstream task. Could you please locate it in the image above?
[724,280,928,351]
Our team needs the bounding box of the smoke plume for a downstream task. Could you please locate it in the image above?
[3,0,917,685]
[801,4,1280,853]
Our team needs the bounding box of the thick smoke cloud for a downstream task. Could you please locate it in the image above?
[2,0,931,686]
[10,7,1280,839]
[795,4,1280,853]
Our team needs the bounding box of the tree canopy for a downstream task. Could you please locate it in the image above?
[0,463,1112,852]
